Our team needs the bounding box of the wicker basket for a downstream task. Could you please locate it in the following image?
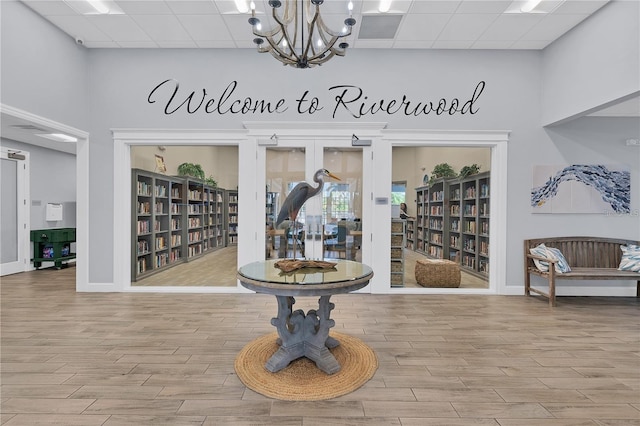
[391,248,402,259]
[391,221,404,233]
[415,258,461,288]
[391,235,404,246]
[390,261,403,272]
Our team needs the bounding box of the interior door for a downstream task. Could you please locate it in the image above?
[264,140,368,271]
[1,150,29,276]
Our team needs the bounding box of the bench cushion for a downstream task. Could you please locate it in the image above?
[619,244,640,273]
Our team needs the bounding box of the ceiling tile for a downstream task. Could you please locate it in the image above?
[46,15,112,41]
[82,40,120,47]
[438,13,498,40]
[177,15,233,41]
[409,1,461,14]
[166,0,220,15]
[156,40,199,48]
[553,0,609,14]
[456,1,510,14]
[351,39,394,48]
[88,15,153,42]
[195,40,238,48]
[116,1,173,15]
[510,39,550,49]
[520,13,589,41]
[431,40,474,49]
[131,15,192,41]
[393,40,435,48]
[22,0,77,15]
[472,40,515,49]
[479,14,543,41]
[395,13,451,41]
[116,40,159,47]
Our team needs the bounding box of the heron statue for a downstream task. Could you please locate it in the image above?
[276,168,341,259]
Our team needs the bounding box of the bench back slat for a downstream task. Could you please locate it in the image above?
[524,237,639,268]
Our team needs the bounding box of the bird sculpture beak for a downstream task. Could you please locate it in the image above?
[327,172,341,181]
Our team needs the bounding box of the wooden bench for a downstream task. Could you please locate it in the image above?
[524,237,640,306]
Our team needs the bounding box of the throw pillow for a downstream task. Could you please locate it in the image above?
[544,246,571,273]
[618,244,640,273]
[529,243,550,272]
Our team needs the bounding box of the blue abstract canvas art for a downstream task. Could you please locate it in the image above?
[531,164,630,214]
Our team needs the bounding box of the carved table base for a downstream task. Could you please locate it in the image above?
[266,295,340,374]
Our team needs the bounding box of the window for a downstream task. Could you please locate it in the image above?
[391,181,406,205]
[323,183,352,222]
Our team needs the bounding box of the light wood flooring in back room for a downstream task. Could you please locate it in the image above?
[134,246,488,288]
[1,265,639,425]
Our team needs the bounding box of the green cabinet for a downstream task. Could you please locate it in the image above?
[30,228,76,269]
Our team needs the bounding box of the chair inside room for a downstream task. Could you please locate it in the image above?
[324,223,350,259]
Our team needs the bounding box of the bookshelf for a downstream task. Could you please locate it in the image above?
[266,191,279,227]
[226,189,238,245]
[132,169,231,282]
[413,171,490,279]
[132,170,186,281]
[390,219,406,287]
[405,219,415,250]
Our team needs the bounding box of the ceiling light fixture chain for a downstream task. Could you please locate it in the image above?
[248,0,356,69]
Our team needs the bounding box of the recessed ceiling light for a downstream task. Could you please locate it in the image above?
[379,0,392,13]
[64,0,124,15]
[235,0,249,14]
[37,133,78,143]
[521,0,542,13]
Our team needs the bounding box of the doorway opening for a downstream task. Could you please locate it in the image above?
[129,145,239,287]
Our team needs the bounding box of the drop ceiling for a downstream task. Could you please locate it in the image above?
[3,0,638,155]
[20,0,612,49]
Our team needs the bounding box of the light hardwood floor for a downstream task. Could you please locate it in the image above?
[2,265,639,425]
[134,246,488,289]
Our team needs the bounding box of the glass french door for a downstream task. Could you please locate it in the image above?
[264,140,365,264]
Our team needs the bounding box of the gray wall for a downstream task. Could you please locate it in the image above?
[1,138,77,230]
[541,1,640,125]
[0,0,88,129]
[2,0,639,289]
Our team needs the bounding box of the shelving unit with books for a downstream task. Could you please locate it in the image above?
[153,177,170,270]
[478,174,490,277]
[459,171,490,278]
[134,172,153,278]
[405,219,415,250]
[186,179,205,259]
[266,191,279,227]
[427,178,446,259]
[207,188,225,250]
[226,189,239,245]
[448,180,461,263]
[390,219,406,287]
[414,186,428,254]
[169,181,183,263]
[132,169,186,282]
[412,171,490,280]
[131,169,234,282]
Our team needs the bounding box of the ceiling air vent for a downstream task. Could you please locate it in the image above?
[358,15,403,39]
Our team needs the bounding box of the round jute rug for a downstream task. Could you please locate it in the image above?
[234,331,378,401]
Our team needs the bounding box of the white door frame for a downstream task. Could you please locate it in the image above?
[372,130,510,295]
[111,129,250,293]
[0,104,88,287]
[0,148,30,276]
[111,125,508,295]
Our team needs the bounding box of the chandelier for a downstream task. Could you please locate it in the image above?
[247,0,356,69]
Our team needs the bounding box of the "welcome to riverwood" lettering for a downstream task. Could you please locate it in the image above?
[147,79,486,119]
